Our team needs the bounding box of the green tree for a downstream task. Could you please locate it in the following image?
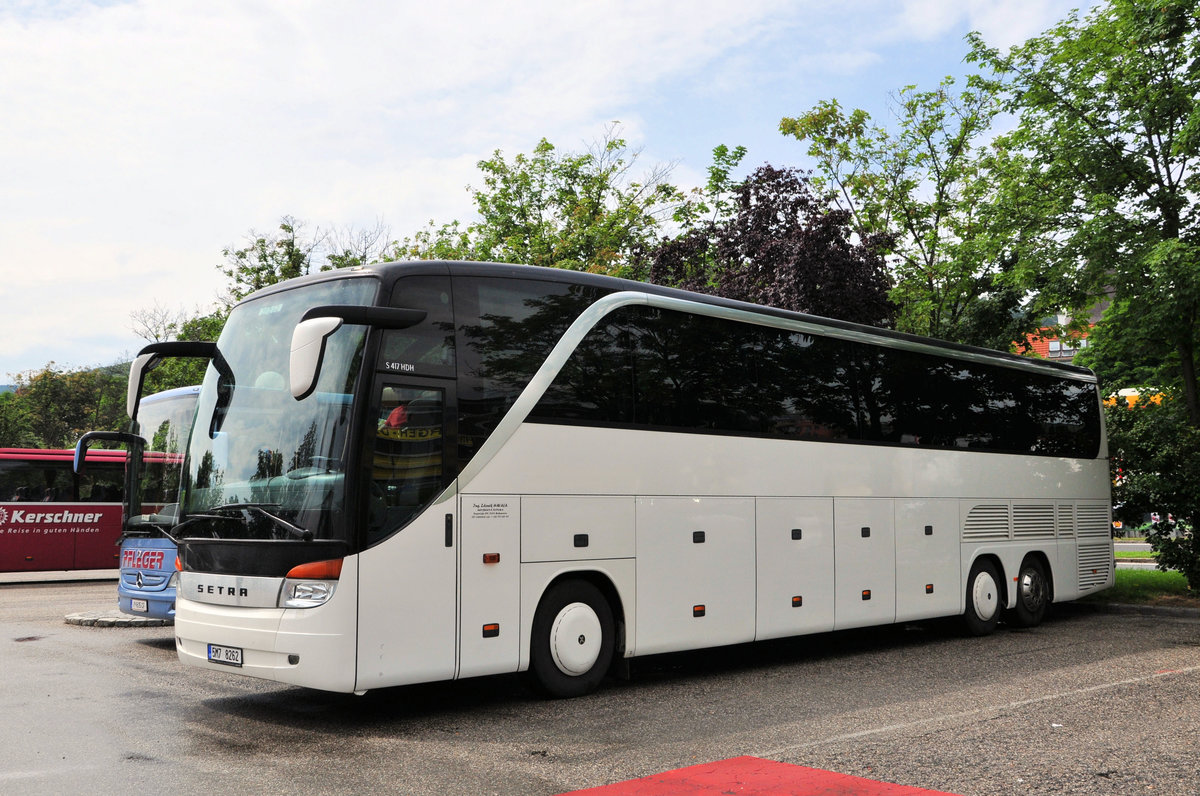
[1108,397,1200,590]
[219,216,323,305]
[780,77,1038,349]
[970,0,1200,587]
[968,0,1200,416]
[0,391,36,448]
[6,363,126,448]
[393,125,685,277]
[389,219,475,262]
[640,158,895,327]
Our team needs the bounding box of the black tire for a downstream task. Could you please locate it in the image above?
[530,580,615,698]
[963,559,1002,636]
[1008,557,1049,628]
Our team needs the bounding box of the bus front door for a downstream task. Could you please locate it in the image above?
[355,382,459,691]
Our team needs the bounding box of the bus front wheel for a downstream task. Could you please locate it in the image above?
[530,580,614,698]
[963,559,1002,636]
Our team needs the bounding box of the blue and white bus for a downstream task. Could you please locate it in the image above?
[115,385,200,619]
[126,262,1111,696]
[77,380,204,620]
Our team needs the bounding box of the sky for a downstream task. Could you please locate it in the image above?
[0,0,1092,381]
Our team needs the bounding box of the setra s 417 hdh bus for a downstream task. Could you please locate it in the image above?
[135,261,1112,697]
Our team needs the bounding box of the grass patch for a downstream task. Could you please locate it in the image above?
[1079,568,1200,608]
[1114,550,1156,559]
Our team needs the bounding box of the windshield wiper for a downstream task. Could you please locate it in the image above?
[210,503,315,542]
[168,513,237,541]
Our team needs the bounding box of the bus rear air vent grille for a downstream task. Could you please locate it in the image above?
[1078,543,1112,588]
[963,504,1010,541]
[1076,504,1112,540]
[1013,504,1055,539]
[1057,505,1076,538]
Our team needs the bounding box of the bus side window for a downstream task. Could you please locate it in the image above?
[382,276,455,378]
[367,386,446,544]
[79,471,123,502]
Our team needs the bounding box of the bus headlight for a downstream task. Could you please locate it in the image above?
[279,558,343,608]
[280,579,337,608]
[167,571,179,589]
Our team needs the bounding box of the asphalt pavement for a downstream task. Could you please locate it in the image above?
[3,579,1200,794]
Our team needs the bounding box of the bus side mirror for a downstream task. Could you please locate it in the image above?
[290,306,426,401]
[290,317,343,401]
[127,352,161,420]
[127,341,217,420]
[74,431,145,475]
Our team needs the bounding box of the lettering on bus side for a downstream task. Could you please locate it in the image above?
[383,361,416,373]
[7,509,103,525]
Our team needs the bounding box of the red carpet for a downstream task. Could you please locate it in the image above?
[563,755,958,795]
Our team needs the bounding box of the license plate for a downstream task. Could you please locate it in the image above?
[207,643,243,667]
[131,599,148,613]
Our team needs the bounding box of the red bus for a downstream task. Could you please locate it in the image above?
[0,447,127,572]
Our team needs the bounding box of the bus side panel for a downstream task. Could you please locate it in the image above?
[895,499,960,622]
[635,496,755,656]
[833,498,897,630]
[754,497,834,641]
[521,496,635,563]
[458,496,521,680]
[356,500,458,691]
[0,502,103,572]
[72,504,123,570]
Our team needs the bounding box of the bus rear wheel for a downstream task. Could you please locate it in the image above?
[963,559,1002,636]
[530,580,615,698]
[1008,557,1049,628]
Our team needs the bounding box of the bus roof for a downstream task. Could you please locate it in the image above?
[141,385,202,404]
[241,259,1097,381]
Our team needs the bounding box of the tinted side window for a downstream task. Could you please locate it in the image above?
[533,306,864,439]
[455,277,601,464]
[79,466,124,502]
[381,276,455,378]
[531,305,1100,458]
[531,307,766,433]
[0,462,77,501]
[534,311,637,425]
[759,328,867,443]
[632,309,765,433]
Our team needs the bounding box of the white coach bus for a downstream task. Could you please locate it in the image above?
[141,261,1112,697]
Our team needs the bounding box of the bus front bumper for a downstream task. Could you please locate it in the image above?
[175,575,359,693]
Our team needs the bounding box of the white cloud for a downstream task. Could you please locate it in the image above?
[0,0,1091,378]
[895,0,1093,48]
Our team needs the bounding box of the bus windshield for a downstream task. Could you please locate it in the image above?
[126,386,200,529]
[179,277,377,543]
